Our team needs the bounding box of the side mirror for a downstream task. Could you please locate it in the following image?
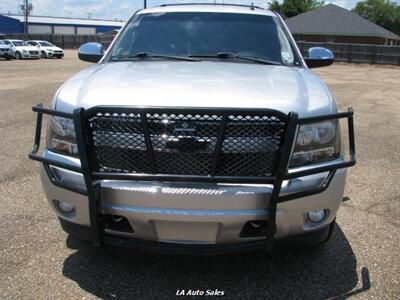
[78,42,104,63]
[304,47,334,68]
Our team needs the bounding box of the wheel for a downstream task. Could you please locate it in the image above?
[15,52,21,60]
[41,51,47,59]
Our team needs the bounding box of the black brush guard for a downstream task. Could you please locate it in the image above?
[29,104,356,250]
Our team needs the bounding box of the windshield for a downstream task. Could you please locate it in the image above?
[39,41,54,47]
[12,41,27,47]
[109,12,299,66]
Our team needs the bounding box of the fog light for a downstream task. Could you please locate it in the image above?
[57,200,75,213]
[307,210,326,223]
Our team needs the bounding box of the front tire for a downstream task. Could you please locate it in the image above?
[41,51,47,59]
[15,52,21,60]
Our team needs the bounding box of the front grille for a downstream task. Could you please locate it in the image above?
[29,51,38,55]
[86,109,287,178]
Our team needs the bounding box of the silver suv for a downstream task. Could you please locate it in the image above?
[30,4,356,254]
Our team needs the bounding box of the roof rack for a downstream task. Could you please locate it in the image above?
[159,3,265,10]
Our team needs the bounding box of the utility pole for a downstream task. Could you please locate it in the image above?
[144,0,147,9]
[21,0,32,34]
[24,0,28,34]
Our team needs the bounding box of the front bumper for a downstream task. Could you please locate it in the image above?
[40,150,346,244]
[47,51,64,58]
[59,217,333,255]
[21,52,40,59]
[0,51,10,58]
[30,105,356,253]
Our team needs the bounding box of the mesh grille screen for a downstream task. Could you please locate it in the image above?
[86,110,286,178]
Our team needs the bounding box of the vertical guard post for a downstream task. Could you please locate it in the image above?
[32,103,44,154]
[73,108,101,245]
[347,107,356,162]
[211,115,228,176]
[266,112,298,250]
[140,112,157,173]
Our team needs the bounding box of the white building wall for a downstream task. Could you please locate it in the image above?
[53,26,75,34]
[28,24,52,34]
[77,27,96,35]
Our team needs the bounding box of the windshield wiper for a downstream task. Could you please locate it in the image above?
[189,52,282,66]
[110,52,198,62]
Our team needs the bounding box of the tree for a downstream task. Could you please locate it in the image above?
[353,0,400,35]
[269,0,282,13]
[268,0,325,19]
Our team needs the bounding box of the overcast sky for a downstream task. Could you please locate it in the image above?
[0,0,378,20]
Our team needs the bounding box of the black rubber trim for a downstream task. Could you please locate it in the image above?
[59,218,98,241]
[275,222,332,249]
[103,226,331,255]
[59,218,332,255]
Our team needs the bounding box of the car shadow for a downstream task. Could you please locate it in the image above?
[62,225,367,299]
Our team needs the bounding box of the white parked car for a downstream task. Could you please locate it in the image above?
[2,39,40,59]
[26,40,64,59]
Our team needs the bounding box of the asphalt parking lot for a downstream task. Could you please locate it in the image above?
[0,50,399,299]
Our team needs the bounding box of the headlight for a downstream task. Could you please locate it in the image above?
[290,120,340,167]
[46,116,78,156]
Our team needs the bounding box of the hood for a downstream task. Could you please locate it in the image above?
[46,46,63,51]
[55,61,335,117]
[15,45,38,51]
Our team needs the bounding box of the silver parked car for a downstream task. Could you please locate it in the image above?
[29,4,356,254]
[0,40,11,60]
[3,39,40,59]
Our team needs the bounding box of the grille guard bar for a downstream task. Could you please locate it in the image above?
[29,103,356,249]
